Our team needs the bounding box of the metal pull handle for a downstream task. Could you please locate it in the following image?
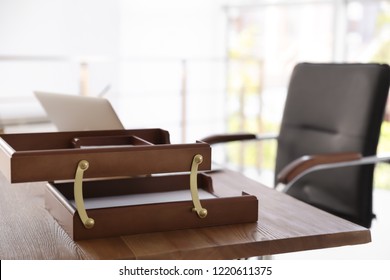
[190,154,208,218]
[74,160,95,229]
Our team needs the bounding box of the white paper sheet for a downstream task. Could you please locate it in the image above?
[69,189,217,210]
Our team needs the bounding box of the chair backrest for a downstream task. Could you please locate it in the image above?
[275,63,390,227]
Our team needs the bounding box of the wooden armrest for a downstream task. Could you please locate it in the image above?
[277,152,362,185]
[200,133,278,145]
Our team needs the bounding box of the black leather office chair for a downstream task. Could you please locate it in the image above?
[202,63,390,228]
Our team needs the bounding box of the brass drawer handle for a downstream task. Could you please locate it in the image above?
[190,154,208,218]
[74,160,95,229]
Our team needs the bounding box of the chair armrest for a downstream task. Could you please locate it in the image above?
[277,152,362,185]
[279,153,390,192]
[200,133,278,145]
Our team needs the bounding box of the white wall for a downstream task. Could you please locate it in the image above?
[0,0,122,98]
[116,0,228,142]
[0,0,229,140]
[119,0,226,58]
[0,0,121,56]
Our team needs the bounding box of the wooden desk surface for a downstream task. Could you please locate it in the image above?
[0,169,370,260]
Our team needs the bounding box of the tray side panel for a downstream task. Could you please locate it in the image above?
[72,196,258,240]
[0,139,12,182]
[45,184,76,240]
[0,129,170,151]
[9,145,211,183]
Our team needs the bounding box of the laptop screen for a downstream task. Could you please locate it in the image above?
[34,91,124,131]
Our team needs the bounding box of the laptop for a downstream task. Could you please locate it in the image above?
[34,91,124,131]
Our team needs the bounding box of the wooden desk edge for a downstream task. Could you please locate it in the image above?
[77,227,371,260]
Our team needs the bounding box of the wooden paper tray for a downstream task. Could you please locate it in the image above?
[0,128,211,183]
[45,174,259,240]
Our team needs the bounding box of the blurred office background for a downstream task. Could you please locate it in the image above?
[0,0,389,258]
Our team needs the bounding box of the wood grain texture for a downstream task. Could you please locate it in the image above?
[0,176,89,259]
[0,169,370,260]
